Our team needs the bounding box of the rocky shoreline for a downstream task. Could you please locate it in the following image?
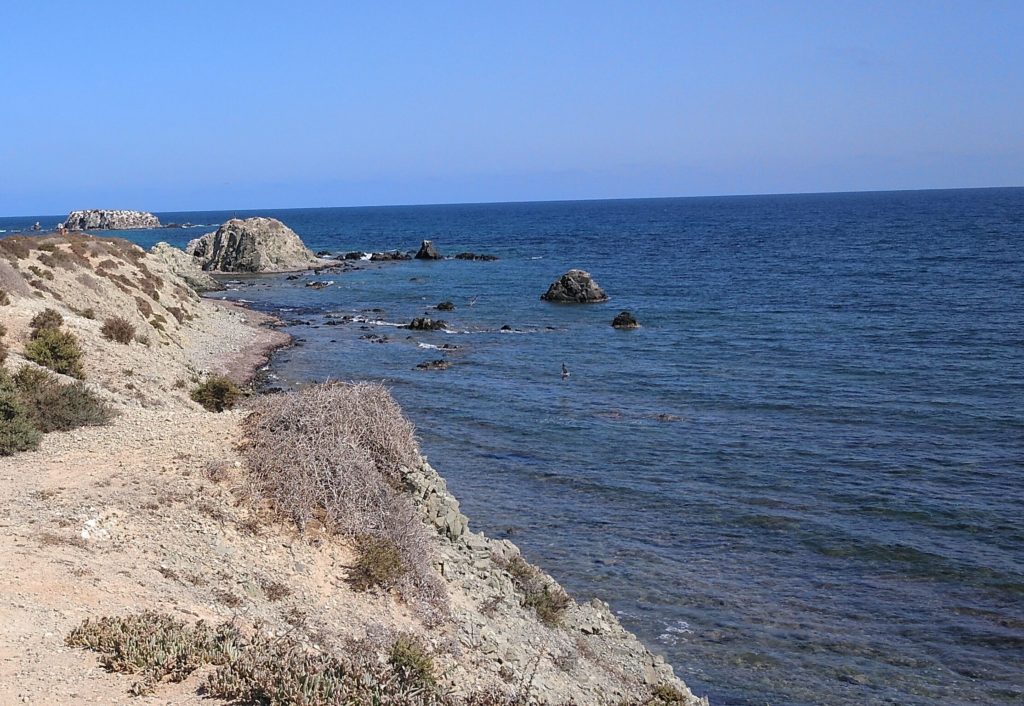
[0,229,704,704]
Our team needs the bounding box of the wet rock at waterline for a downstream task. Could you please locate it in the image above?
[415,239,443,259]
[371,250,412,261]
[612,311,639,329]
[407,317,448,331]
[415,359,451,371]
[541,269,609,303]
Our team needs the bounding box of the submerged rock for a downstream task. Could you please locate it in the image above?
[454,252,498,261]
[343,251,367,260]
[148,242,225,292]
[541,269,609,303]
[407,317,447,331]
[611,311,639,329]
[305,280,333,289]
[186,217,321,272]
[64,209,161,230]
[415,359,450,371]
[415,239,442,259]
[437,301,455,311]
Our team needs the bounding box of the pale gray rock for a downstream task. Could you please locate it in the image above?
[64,209,161,230]
[148,242,224,292]
[185,217,320,272]
[405,458,706,705]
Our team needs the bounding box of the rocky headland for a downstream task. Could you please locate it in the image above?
[0,232,704,704]
[148,241,225,292]
[63,210,162,231]
[186,217,323,272]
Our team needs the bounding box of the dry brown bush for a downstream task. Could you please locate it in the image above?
[242,381,446,617]
[100,315,135,344]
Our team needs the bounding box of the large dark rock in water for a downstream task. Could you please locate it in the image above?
[541,269,609,303]
[436,301,455,311]
[611,311,639,329]
[415,240,442,260]
[185,217,320,272]
[64,209,160,230]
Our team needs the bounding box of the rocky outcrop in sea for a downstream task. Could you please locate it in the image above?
[63,209,161,230]
[541,269,609,303]
[186,217,321,272]
[415,239,443,260]
[612,310,640,328]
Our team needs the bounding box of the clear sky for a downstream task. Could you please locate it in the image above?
[1,1,1021,215]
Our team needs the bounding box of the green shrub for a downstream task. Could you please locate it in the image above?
[13,366,114,432]
[350,535,405,592]
[65,613,238,697]
[0,388,42,455]
[649,684,692,705]
[0,322,7,364]
[389,633,436,686]
[24,328,85,379]
[29,308,63,336]
[100,316,135,344]
[496,554,572,627]
[190,375,241,412]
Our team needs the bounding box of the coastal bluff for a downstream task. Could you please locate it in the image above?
[63,209,161,230]
[149,241,224,292]
[0,231,705,705]
[186,217,321,272]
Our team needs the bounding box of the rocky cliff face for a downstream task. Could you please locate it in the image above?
[186,218,321,272]
[148,242,225,292]
[406,462,705,704]
[63,210,161,230]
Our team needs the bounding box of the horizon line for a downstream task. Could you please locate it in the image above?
[3,184,1021,220]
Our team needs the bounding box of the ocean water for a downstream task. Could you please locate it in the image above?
[4,189,1023,705]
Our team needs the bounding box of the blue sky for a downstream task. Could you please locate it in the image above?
[1,1,1021,215]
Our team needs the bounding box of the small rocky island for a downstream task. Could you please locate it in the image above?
[541,269,610,303]
[186,217,322,272]
[63,209,161,230]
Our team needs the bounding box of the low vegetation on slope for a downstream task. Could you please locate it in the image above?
[0,233,202,342]
[0,362,114,455]
[67,613,693,705]
[0,307,114,454]
[241,381,447,617]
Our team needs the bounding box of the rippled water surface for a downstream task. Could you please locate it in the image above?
[7,189,1022,705]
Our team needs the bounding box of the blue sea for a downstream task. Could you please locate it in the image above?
[4,188,1023,705]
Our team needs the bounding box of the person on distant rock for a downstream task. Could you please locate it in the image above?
[561,362,570,380]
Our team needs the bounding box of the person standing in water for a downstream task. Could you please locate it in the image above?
[561,363,570,380]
